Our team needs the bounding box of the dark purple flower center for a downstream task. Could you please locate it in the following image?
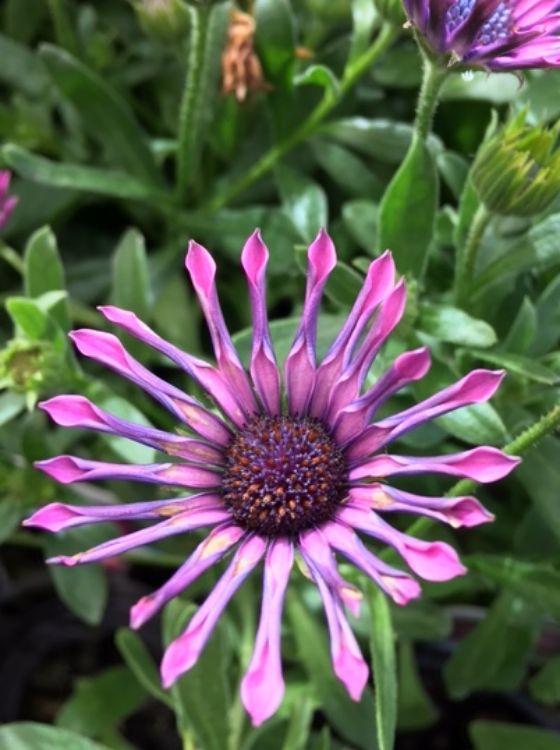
[475,2,512,46]
[222,415,347,537]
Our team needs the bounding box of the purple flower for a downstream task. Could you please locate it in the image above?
[0,171,17,230]
[404,0,560,69]
[25,231,519,725]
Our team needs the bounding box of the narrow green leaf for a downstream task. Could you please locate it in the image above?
[342,200,378,252]
[5,298,48,339]
[276,166,328,243]
[254,0,295,84]
[470,721,560,750]
[397,641,438,731]
[529,656,560,706]
[325,261,364,307]
[348,0,377,63]
[287,591,377,750]
[112,229,151,321]
[419,304,497,347]
[378,136,438,277]
[24,226,69,330]
[0,33,49,95]
[0,723,110,750]
[462,349,558,385]
[46,527,109,626]
[369,587,397,750]
[312,139,384,199]
[294,64,340,97]
[163,599,231,750]
[115,628,173,708]
[98,396,156,464]
[2,144,164,202]
[39,44,161,183]
[56,666,147,737]
[501,296,537,355]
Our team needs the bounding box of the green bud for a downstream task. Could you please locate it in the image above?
[0,340,63,405]
[472,112,560,218]
[132,0,190,41]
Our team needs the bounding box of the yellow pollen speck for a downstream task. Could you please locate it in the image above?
[200,533,232,559]
[370,488,394,508]
[156,504,185,517]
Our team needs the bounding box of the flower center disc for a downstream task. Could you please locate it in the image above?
[222,415,347,537]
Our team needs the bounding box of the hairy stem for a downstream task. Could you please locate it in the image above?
[454,203,491,307]
[176,3,212,201]
[208,23,399,211]
[414,56,448,142]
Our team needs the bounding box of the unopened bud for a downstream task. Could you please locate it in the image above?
[472,112,560,218]
[132,0,190,41]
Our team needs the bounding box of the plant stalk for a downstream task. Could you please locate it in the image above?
[208,23,399,211]
[414,56,448,142]
[454,203,491,307]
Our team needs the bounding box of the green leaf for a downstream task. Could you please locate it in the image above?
[56,666,147,738]
[312,139,384,199]
[2,144,164,202]
[287,591,377,750]
[325,261,364,307]
[469,554,560,620]
[418,304,497,347]
[39,44,161,183]
[46,527,109,626]
[518,437,560,544]
[0,33,49,95]
[443,592,537,699]
[163,599,231,750]
[0,723,110,750]
[348,0,377,63]
[0,392,26,427]
[5,297,48,339]
[342,200,378,251]
[112,229,151,322]
[321,118,443,164]
[369,587,397,750]
[397,641,438,731]
[254,0,295,84]
[115,628,173,708]
[0,493,25,544]
[529,656,560,706]
[294,64,340,97]
[378,136,438,277]
[470,721,560,750]
[501,296,537,355]
[436,151,468,200]
[462,350,558,385]
[24,226,69,331]
[276,166,328,243]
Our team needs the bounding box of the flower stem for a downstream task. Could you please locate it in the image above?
[381,404,560,557]
[176,3,212,201]
[454,203,491,308]
[414,56,448,142]
[448,403,560,498]
[207,23,399,211]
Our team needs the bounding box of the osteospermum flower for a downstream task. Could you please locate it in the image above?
[404,0,560,69]
[26,231,519,725]
[0,170,17,229]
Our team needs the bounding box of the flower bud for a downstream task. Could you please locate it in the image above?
[0,340,62,406]
[471,113,560,218]
[132,0,190,41]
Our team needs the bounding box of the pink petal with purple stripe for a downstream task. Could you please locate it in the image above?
[131,523,245,628]
[339,506,467,581]
[310,562,369,700]
[299,528,363,616]
[350,446,520,483]
[99,306,249,425]
[335,347,431,444]
[24,493,220,532]
[349,484,494,527]
[310,251,396,418]
[241,231,281,415]
[324,522,421,605]
[40,395,223,465]
[70,329,231,445]
[241,539,293,726]
[186,241,258,413]
[161,535,266,687]
[285,230,337,414]
[36,455,222,489]
[47,504,229,566]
